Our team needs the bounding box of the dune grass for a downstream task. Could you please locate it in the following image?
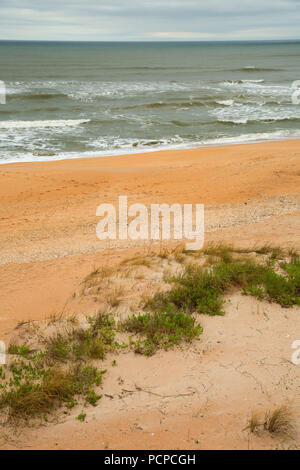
[247,405,295,437]
[146,254,300,316]
[0,312,119,420]
[45,312,119,363]
[0,364,105,419]
[121,305,202,356]
[119,246,299,356]
[263,405,295,436]
[1,244,299,422]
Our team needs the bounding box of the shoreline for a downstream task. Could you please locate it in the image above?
[1,135,300,167]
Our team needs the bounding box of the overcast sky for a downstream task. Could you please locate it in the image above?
[1,0,300,41]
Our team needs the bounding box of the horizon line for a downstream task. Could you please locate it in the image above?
[1,38,300,43]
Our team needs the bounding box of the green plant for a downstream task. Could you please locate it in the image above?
[44,312,118,364]
[146,255,300,316]
[85,389,102,406]
[8,344,32,358]
[121,305,202,356]
[76,412,86,422]
[0,312,115,421]
[45,335,70,362]
[0,362,106,419]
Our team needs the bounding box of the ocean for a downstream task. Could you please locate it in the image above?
[0,40,300,164]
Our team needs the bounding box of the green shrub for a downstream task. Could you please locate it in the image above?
[0,365,105,419]
[121,305,202,356]
[146,256,300,316]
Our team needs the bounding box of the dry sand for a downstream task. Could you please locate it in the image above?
[0,139,299,449]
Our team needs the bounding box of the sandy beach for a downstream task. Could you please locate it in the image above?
[0,139,300,450]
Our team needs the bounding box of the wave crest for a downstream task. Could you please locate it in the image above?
[0,119,90,129]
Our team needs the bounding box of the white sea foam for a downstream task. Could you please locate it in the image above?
[1,70,299,166]
[5,79,210,101]
[221,80,290,98]
[216,100,234,106]
[0,119,90,129]
[240,79,265,83]
[212,101,300,124]
[200,130,300,146]
[220,118,248,124]
[1,129,300,165]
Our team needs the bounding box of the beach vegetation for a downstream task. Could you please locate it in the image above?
[76,411,86,422]
[263,405,295,436]
[246,405,295,437]
[120,305,202,356]
[0,312,117,421]
[145,252,300,315]
[1,244,299,423]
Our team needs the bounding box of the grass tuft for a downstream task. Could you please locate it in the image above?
[8,344,33,359]
[76,411,86,422]
[246,405,295,437]
[121,305,202,356]
[263,405,295,436]
[0,312,117,421]
[45,312,118,363]
[0,365,105,419]
[247,411,261,433]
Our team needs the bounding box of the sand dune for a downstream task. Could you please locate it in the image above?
[0,139,299,449]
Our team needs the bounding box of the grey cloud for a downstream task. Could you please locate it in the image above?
[0,0,300,41]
